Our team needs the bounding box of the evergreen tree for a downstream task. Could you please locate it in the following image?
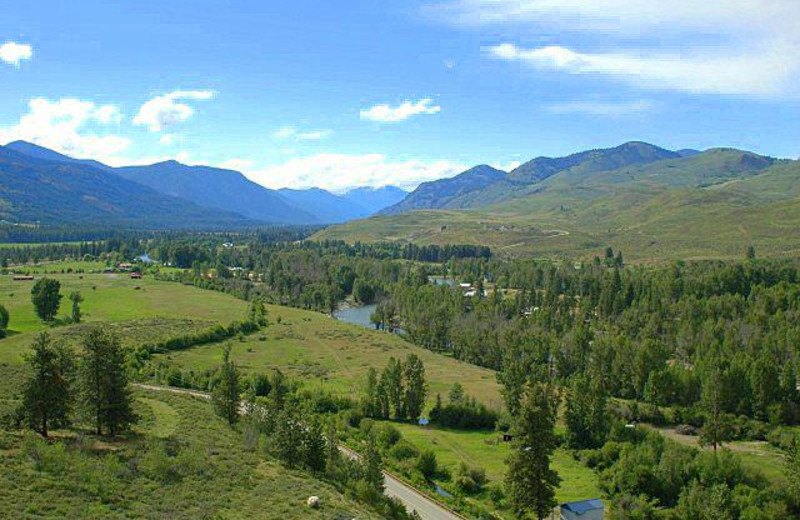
[448,383,466,406]
[31,277,62,321]
[77,327,136,436]
[564,373,609,449]
[362,367,379,417]
[325,421,341,479]
[700,367,731,452]
[273,405,303,467]
[247,298,267,326]
[404,354,427,422]
[212,345,241,425]
[69,291,83,324]
[505,382,561,520]
[0,304,9,338]
[363,434,384,492]
[303,417,326,473]
[19,333,74,437]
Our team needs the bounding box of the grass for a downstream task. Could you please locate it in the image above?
[383,421,601,505]
[0,384,382,519]
[0,270,248,363]
[159,304,502,407]
[314,157,800,262]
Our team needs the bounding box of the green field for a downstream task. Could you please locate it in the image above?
[158,303,502,406]
[0,387,381,520]
[383,421,601,504]
[0,272,247,363]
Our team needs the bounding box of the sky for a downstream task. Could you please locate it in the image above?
[1,0,799,192]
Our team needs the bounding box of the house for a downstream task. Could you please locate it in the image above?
[12,275,34,281]
[560,499,604,520]
[130,272,142,279]
[118,262,134,271]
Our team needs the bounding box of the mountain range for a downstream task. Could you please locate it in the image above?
[318,142,800,261]
[0,141,406,228]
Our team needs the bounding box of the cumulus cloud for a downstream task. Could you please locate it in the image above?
[241,154,465,192]
[133,90,215,132]
[0,42,33,67]
[360,98,441,123]
[0,97,130,162]
[272,126,332,141]
[432,0,800,97]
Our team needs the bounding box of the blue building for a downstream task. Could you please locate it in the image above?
[560,499,604,520]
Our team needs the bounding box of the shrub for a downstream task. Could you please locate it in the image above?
[416,450,438,480]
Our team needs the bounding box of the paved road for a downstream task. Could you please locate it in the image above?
[133,383,465,520]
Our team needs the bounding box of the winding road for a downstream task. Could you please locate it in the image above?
[133,383,465,520]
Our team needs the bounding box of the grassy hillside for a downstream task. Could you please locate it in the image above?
[154,303,502,406]
[316,151,800,262]
[0,272,248,364]
[0,383,381,520]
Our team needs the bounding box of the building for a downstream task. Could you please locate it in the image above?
[560,499,604,520]
[130,272,142,279]
[12,275,34,281]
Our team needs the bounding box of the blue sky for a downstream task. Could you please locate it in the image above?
[1,0,799,191]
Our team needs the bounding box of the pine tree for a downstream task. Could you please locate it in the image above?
[0,304,9,338]
[700,367,731,452]
[19,333,74,437]
[303,417,326,473]
[212,345,241,425]
[404,354,427,422]
[564,373,609,449]
[362,434,384,492]
[78,327,136,436]
[325,421,341,479]
[505,382,561,520]
[69,291,83,324]
[362,367,379,417]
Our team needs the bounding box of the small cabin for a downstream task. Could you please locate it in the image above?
[560,499,604,520]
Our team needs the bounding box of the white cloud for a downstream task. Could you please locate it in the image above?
[545,99,655,115]
[491,160,521,172]
[218,158,253,171]
[0,42,33,67]
[0,97,130,162]
[433,1,800,97]
[241,154,465,192]
[487,43,796,96]
[159,133,178,145]
[133,90,215,132]
[272,126,332,141]
[360,98,441,123]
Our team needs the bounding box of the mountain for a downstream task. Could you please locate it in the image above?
[0,145,254,229]
[278,188,370,223]
[342,186,407,214]
[382,143,679,214]
[381,165,506,214]
[316,145,799,261]
[5,140,115,172]
[114,161,316,224]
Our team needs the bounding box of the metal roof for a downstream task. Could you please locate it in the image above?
[561,499,604,515]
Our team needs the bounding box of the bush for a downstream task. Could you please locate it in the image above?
[416,450,438,480]
[375,423,402,448]
[454,462,487,494]
[389,440,419,461]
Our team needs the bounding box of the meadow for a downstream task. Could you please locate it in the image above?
[380,421,601,505]
[0,386,381,520]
